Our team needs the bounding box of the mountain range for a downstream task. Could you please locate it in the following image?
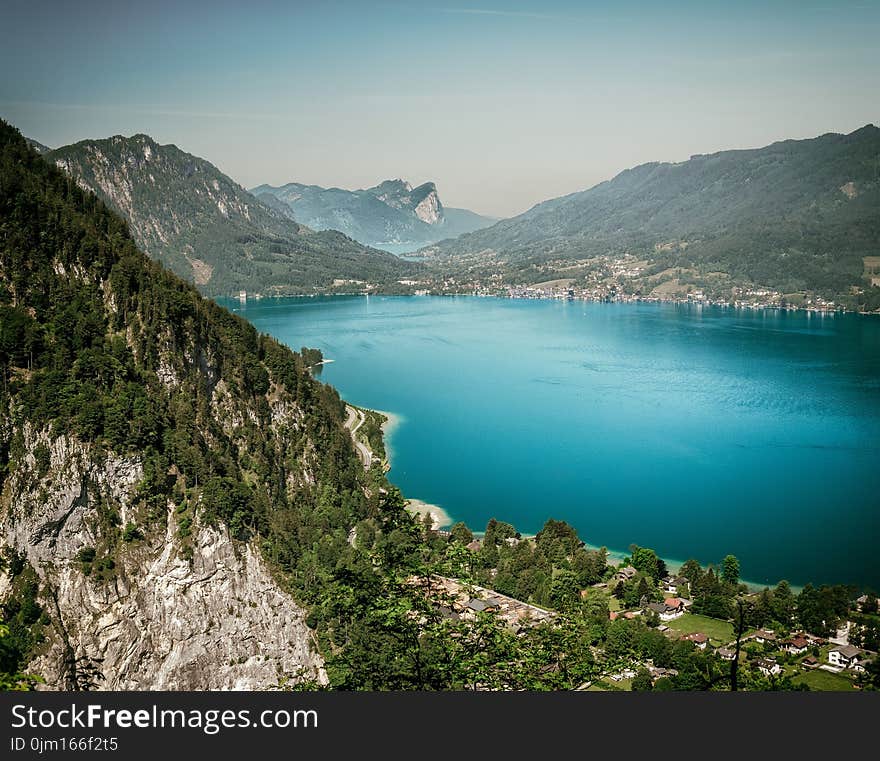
[44,135,416,296]
[423,125,880,295]
[26,124,880,300]
[251,178,497,254]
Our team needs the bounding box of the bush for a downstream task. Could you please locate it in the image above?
[32,444,51,478]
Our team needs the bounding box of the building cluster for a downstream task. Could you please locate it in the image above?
[411,555,876,690]
[597,567,876,688]
[421,575,555,633]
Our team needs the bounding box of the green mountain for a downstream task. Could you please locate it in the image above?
[251,178,497,254]
[424,125,880,294]
[45,134,415,296]
[0,120,385,688]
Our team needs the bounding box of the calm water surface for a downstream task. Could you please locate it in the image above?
[228,296,880,589]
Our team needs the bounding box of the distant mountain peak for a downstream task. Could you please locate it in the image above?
[364,179,443,224]
[844,123,879,141]
[371,178,412,194]
[251,176,496,253]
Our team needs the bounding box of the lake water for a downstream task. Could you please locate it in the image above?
[228,296,880,590]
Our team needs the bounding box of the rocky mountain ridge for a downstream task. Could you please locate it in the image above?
[252,177,496,254]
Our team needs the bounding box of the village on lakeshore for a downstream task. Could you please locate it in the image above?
[424,523,879,692]
[413,252,877,314]
[335,400,880,692]
[231,253,880,316]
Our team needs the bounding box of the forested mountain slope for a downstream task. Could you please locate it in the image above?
[425,125,880,294]
[46,135,415,296]
[0,120,379,688]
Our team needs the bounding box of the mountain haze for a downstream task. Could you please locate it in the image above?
[424,125,880,294]
[46,135,414,296]
[252,178,496,254]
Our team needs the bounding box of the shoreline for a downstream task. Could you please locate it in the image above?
[361,405,802,592]
[584,543,802,594]
[405,499,453,530]
[225,292,880,318]
[375,408,401,464]
[472,534,797,593]
[357,407,402,467]
[340,404,453,534]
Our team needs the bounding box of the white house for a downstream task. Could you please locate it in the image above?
[781,635,809,655]
[828,644,866,672]
[751,629,777,645]
[856,594,877,613]
[646,598,686,621]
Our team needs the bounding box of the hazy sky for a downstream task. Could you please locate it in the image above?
[2,0,878,217]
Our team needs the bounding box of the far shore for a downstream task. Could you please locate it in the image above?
[226,292,880,318]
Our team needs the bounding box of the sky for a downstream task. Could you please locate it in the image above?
[1,0,879,218]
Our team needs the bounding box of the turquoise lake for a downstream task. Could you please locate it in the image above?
[227,296,880,590]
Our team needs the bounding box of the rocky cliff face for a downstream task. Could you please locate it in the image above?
[1,425,325,690]
[408,183,443,225]
[369,180,442,224]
